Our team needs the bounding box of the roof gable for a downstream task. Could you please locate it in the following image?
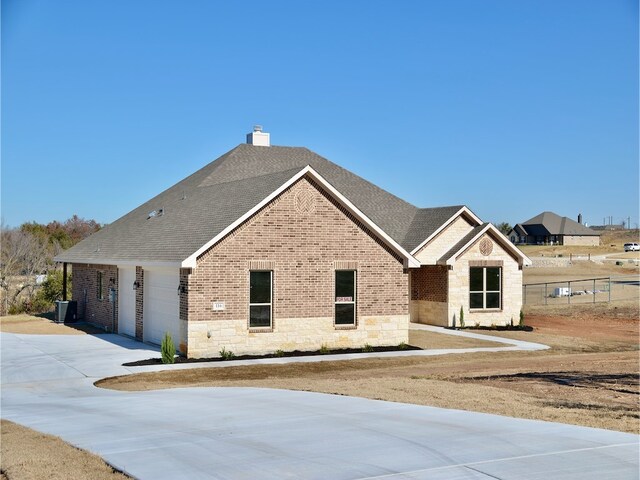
[438,223,532,267]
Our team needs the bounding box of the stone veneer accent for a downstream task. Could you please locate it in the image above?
[448,233,522,327]
[183,176,409,358]
[188,316,407,356]
[71,263,118,331]
[414,215,474,264]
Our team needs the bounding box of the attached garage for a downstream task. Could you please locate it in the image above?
[143,268,181,348]
[117,266,136,337]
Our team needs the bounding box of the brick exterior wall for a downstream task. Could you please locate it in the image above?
[410,265,449,326]
[71,263,118,331]
[410,265,448,302]
[135,266,144,340]
[184,176,409,357]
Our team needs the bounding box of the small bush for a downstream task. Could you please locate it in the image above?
[274,349,285,357]
[219,347,235,360]
[319,344,330,354]
[161,332,176,364]
[397,342,408,350]
[459,306,465,328]
[519,309,525,327]
[361,343,373,353]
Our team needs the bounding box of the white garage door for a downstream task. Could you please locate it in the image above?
[118,267,136,337]
[143,268,181,347]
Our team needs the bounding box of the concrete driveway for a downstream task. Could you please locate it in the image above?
[1,332,638,480]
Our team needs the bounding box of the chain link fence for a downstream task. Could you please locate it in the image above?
[523,275,639,306]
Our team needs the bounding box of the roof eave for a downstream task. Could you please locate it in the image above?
[53,256,182,268]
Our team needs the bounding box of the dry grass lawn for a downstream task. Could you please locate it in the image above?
[0,420,130,480]
[0,314,104,335]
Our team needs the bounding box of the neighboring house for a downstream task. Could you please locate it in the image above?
[508,212,600,246]
[55,128,530,357]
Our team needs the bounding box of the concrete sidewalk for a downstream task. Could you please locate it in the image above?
[1,331,637,480]
[122,323,549,374]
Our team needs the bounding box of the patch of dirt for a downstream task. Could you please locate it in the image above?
[0,420,131,479]
[0,315,105,335]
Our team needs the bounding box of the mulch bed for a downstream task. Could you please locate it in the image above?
[447,325,534,332]
[123,344,422,366]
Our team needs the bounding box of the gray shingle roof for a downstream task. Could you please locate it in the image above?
[402,206,466,252]
[56,144,473,264]
[521,212,599,236]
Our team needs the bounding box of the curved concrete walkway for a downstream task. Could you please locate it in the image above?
[1,331,637,480]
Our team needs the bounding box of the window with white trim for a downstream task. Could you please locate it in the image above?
[249,271,272,328]
[335,270,356,326]
[469,267,501,309]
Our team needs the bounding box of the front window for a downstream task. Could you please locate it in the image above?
[249,271,272,328]
[469,267,501,309]
[335,270,356,326]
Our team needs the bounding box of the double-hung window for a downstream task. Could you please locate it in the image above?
[335,270,356,326]
[249,271,272,328]
[469,267,501,309]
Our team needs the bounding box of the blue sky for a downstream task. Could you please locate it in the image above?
[2,0,638,229]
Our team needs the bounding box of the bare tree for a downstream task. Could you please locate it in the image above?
[1,224,52,315]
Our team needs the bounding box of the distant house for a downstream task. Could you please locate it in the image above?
[56,128,530,357]
[509,212,600,246]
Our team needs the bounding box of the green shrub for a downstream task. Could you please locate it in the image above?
[319,344,330,354]
[397,342,408,350]
[274,349,285,357]
[519,309,525,327]
[361,343,373,353]
[30,270,73,314]
[161,332,176,364]
[459,306,465,328]
[219,347,235,360]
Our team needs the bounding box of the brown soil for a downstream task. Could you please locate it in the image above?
[98,303,640,433]
[0,315,105,335]
[0,420,131,480]
[523,262,639,284]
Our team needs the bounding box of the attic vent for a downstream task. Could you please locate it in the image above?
[148,208,164,219]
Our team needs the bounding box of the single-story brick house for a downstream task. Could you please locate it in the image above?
[508,211,600,246]
[55,128,530,357]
